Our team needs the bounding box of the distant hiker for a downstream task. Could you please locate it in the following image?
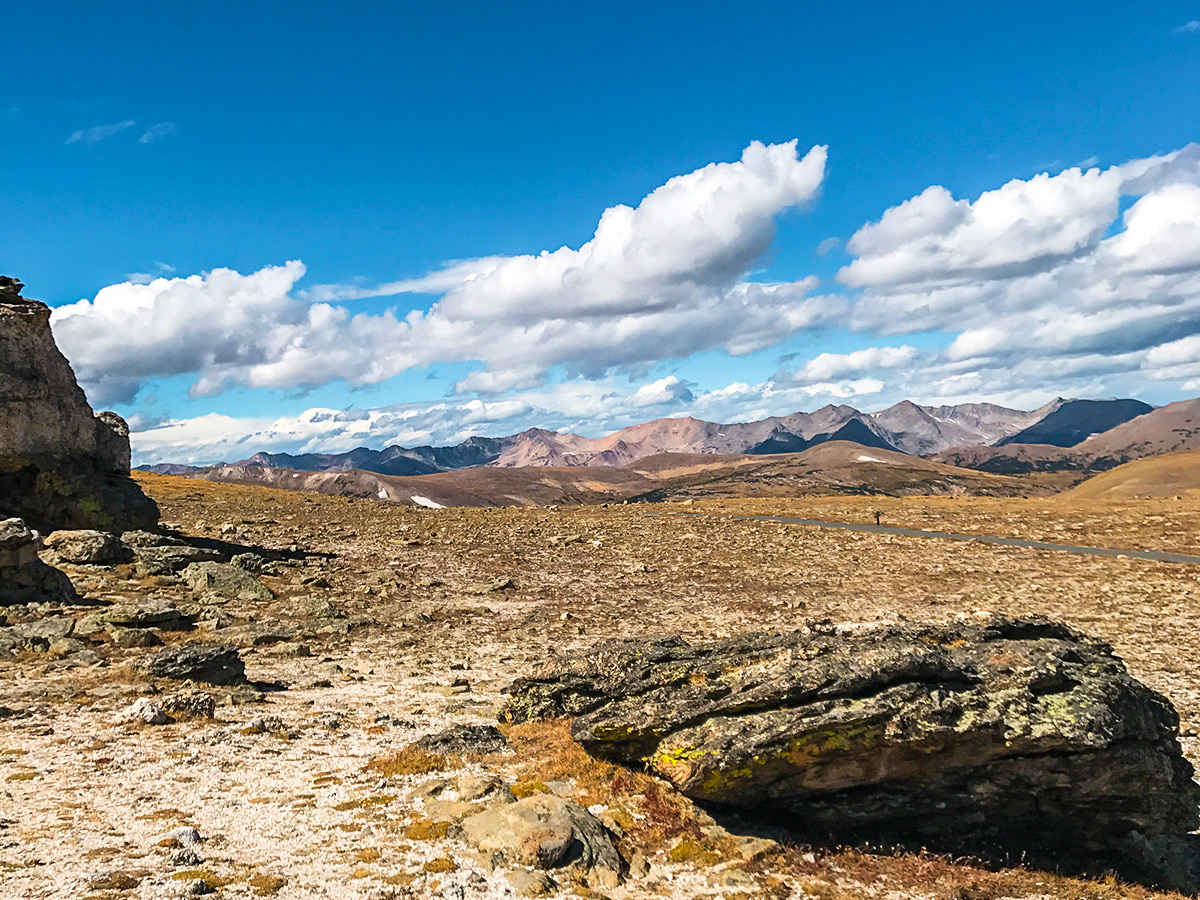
[873,510,882,526]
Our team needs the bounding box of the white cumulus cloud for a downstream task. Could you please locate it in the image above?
[54,141,838,406]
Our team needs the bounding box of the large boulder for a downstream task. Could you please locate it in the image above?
[504,617,1200,887]
[0,276,157,533]
[0,518,77,605]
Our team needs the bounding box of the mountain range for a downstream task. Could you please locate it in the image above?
[141,396,1191,477]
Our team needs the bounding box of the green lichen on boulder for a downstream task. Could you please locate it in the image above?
[504,617,1200,889]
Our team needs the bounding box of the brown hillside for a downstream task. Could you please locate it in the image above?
[1063,450,1200,501]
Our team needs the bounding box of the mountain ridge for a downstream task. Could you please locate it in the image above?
[139,396,1156,474]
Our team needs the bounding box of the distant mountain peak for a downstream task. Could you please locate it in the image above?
[148,395,1169,475]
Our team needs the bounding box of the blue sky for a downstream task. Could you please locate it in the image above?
[5,3,1200,463]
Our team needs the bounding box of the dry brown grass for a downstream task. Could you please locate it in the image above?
[499,720,711,854]
[366,745,452,778]
[749,847,1196,900]
[333,794,394,812]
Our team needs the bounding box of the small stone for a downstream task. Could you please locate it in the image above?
[100,597,189,629]
[452,795,621,884]
[465,576,513,594]
[230,552,267,572]
[504,869,556,897]
[170,847,204,867]
[416,724,507,756]
[133,544,222,576]
[162,692,217,719]
[168,826,202,847]
[46,638,88,658]
[118,698,169,725]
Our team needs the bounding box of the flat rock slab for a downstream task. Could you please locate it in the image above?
[184,562,274,601]
[141,644,246,685]
[504,617,1200,887]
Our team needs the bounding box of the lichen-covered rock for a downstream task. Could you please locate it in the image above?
[0,277,157,533]
[99,597,190,629]
[141,643,246,685]
[0,518,77,605]
[43,529,127,565]
[504,617,1200,887]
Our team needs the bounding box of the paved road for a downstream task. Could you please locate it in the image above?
[691,513,1200,566]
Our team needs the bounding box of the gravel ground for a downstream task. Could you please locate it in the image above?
[1,475,1198,900]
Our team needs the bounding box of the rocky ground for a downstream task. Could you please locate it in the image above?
[2,473,1199,900]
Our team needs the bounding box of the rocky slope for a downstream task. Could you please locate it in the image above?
[937,400,1200,476]
[998,398,1155,447]
[0,276,157,532]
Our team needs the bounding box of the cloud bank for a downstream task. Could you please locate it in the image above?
[45,140,1200,463]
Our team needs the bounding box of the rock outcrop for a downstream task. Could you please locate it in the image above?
[504,617,1200,888]
[0,276,157,533]
[0,518,77,605]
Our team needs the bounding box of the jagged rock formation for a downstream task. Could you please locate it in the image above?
[505,617,1200,889]
[0,276,157,532]
[0,518,77,605]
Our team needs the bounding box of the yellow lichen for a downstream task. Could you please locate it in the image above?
[404,818,450,840]
[510,780,550,799]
